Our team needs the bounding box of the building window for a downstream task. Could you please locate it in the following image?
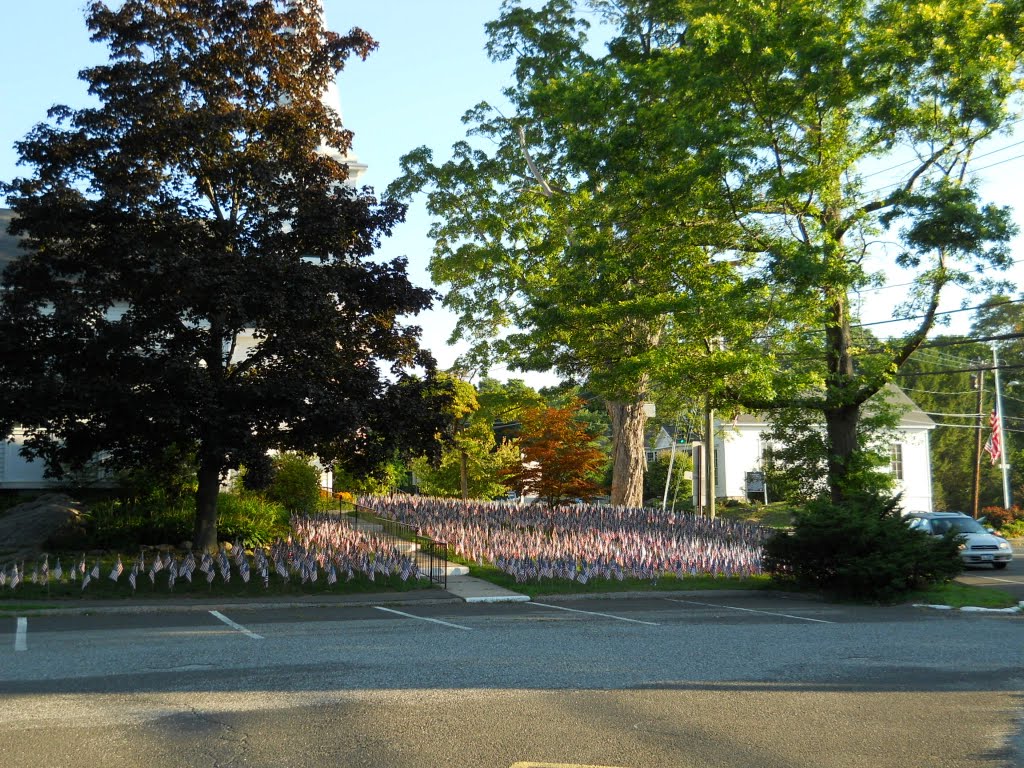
[890,444,903,481]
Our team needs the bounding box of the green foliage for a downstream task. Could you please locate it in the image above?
[644,452,693,509]
[75,499,194,549]
[763,494,963,602]
[115,444,198,505]
[54,491,289,551]
[334,457,408,496]
[410,423,520,500]
[214,493,290,549]
[407,375,526,500]
[266,453,321,514]
[762,388,903,504]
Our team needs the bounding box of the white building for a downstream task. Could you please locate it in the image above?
[689,385,935,511]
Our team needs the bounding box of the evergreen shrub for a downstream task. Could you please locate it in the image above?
[763,493,963,602]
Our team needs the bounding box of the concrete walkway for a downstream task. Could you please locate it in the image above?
[443,574,530,603]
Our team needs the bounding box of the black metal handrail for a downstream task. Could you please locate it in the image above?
[351,504,448,589]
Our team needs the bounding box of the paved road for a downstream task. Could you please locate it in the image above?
[1,593,1021,768]
[956,543,1024,602]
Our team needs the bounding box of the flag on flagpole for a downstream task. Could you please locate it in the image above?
[984,409,1002,465]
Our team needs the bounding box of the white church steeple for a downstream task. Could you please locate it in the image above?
[314,0,367,185]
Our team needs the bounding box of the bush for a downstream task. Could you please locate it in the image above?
[266,452,321,513]
[979,505,1022,530]
[763,493,963,602]
[78,498,193,548]
[215,493,290,548]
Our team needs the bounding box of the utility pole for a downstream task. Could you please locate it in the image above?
[992,346,1012,508]
[705,401,716,520]
[972,368,985,518]
[661,423,678,513]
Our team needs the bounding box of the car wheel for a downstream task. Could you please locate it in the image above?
[993,562,1008,570]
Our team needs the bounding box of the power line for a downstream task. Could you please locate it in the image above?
[896,362,1024,377]
[853,260,1024,296]
[853,298,1024,330]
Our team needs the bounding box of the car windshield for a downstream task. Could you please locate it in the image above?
[931,517,988,535]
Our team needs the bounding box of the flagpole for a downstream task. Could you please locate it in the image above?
[992,345,1012,509]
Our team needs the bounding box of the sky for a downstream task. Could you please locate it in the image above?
[2,1,1023,391]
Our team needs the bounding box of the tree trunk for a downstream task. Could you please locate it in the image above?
[824,402,859,504]
[607,399,647,507]
[824,289,859,504]
[193,458,221,553]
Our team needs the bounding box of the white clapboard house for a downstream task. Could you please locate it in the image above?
[648,385,935,512]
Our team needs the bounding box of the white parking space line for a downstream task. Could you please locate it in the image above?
[976,576,1024,585]
[15,617,27,651]
[665,598,835,624]
[208,610,264,639]
[529,602,660,626]
[374,606,473,630]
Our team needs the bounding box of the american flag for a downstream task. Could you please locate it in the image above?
[0,569,6,588]
[182,552,196,582]
[109,556,123,582]
[81,567,91,591]
[53,558,63,582]
[984,410,1002,464]
[9,564,20,590]
[128,565,137,591]
[90,561,100,580]
[239,555,250,584]
[167,560,177,590]
[327,563,337,585]
[41,555,49,583]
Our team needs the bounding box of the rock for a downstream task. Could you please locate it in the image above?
[0,493,87,562]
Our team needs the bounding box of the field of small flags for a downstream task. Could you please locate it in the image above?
[2,497,774,599]
[0,513,432,599]
[359,496,770,586]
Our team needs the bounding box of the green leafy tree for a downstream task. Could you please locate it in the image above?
[388,2,751,508]
[410,419,521,500]
[407,373,523,500]
[652,0,1024,503]
[0,0,446,551]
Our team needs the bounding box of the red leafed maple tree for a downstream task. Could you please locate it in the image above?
[505,400,607,506]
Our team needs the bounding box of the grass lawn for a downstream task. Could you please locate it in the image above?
[905,581,1020,609]
[715,502,796,528]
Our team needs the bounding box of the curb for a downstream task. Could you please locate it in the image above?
[912,600,1024,614]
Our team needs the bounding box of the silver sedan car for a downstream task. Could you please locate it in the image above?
[905,511,1014,569]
